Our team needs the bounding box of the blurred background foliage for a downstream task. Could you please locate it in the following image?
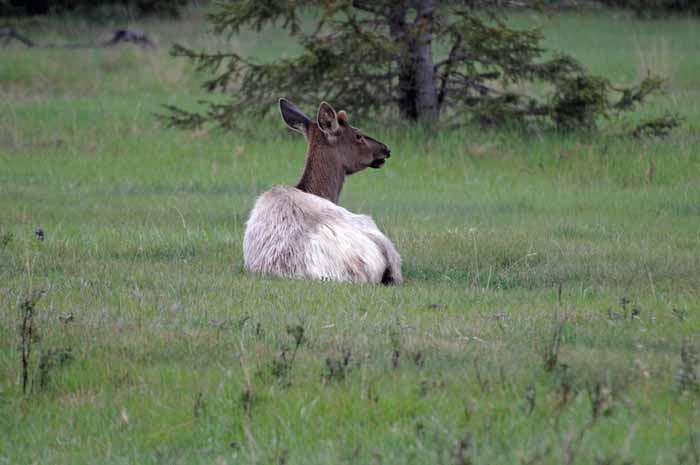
[3,0,698,18]
[0,0,188,18]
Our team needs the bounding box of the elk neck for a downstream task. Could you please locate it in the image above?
[295,137,345,204]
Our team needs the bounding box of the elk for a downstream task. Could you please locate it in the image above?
[243,99,402,285]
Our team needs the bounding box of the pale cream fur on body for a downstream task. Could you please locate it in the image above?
[244,185,401,284]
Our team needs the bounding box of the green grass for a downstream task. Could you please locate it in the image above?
[1,8,700,465]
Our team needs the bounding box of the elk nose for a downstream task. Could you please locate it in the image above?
[383,146,391,158]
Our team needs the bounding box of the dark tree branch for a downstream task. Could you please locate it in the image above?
[434,53,476,70]
[102,29,155,48]
[0,28,154,49]
[0,28,35,47]
[351,0,388,16]
[437,33,462,109]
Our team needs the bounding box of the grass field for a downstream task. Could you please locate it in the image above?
[1,7,700,465]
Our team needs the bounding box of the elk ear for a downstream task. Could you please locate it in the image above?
[279,98,310,135]
[317,101,339,134]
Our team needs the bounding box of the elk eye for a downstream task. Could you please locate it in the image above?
[355,134,363,141]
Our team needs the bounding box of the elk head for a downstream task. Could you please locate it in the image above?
[279,99,392,175]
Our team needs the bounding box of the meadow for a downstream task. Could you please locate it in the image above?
[1,7,699,464]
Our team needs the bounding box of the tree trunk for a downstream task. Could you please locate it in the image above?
[413,0,439,122]
[388,4,417,120]
[388,0,439,123]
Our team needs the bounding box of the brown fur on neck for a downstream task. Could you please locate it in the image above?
[295,124,345,204]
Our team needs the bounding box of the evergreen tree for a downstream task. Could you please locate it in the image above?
[164,0,666,131]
